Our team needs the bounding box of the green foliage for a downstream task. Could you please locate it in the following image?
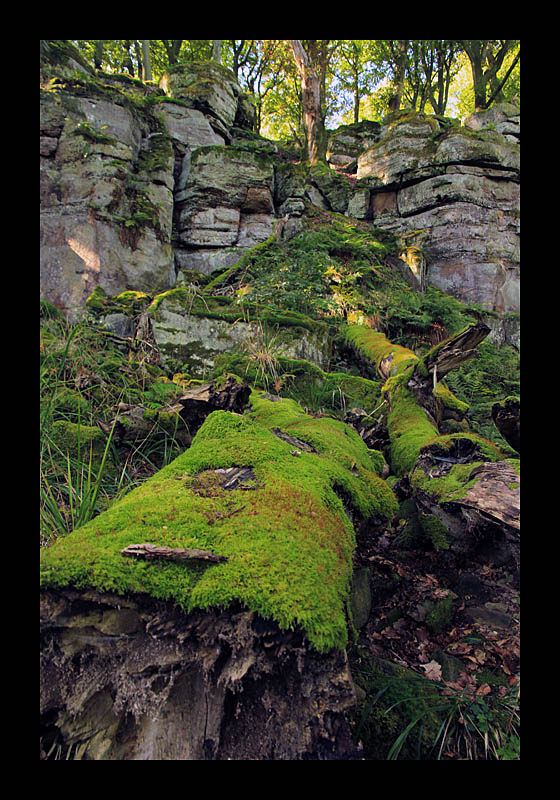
[350,648,520,760]
[443,340,520,449]
[40,306,189,545]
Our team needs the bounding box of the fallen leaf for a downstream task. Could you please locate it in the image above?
[421,660,442,681]
[475,683,491,696]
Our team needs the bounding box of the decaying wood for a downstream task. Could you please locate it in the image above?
[406,322,490,429]
[452,461,520,531]
[105,376,251,446]
[40,590,358,760]
[121,543,228,564]
[492,397,520,453]
[422,321,491,379]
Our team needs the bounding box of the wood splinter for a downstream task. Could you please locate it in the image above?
[121,543,228,564]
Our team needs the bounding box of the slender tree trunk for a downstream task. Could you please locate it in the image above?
[142,40,152,82]
[353,72,360,124]
[94,40,104,70]
[290,40,327,164]
[388,40,409,112]
[212,40,222,64]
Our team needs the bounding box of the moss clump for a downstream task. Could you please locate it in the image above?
[385,372,440,477]
[425,595,454,634]
[344,325,418,377]
[418,512,449,551]
[433,383,469,416]
[41,396,397,652]
[213,352,382,414]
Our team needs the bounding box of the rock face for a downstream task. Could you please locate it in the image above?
[41,46,520,328]
[40,61,176,319]
[350,107,520,317]
[40,589,359,760]
[147,291,330,376]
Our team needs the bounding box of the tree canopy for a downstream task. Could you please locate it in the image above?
[62,39,520,150]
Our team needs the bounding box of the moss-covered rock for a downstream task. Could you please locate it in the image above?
[147,289,330,376]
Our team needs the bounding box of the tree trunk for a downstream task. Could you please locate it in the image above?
[212,40,222,64]
[388,40,409,112]
[290,40,327,164]
[94,40,104,70]
[141,40,152,82]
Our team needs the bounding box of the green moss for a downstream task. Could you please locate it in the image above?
[433,382,469,416]
[72,120,116,144]
[85,286,109,312]
[137,132,173,173]
[425,595,454,634]
[344,325,418,376]
[48,420,108,467]
[386,377,439,477]
[213,352,382,414]
[418,512,449,551]
[149,289,327,337]
[41,397,398,653]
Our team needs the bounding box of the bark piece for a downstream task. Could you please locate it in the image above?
[121,543,228,564]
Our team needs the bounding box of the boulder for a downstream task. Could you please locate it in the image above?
[159,61,240,133]
[146,290,331,376]
[327,120,381,170]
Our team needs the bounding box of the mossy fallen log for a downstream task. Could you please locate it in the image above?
[40,391,397,759]
[345,322,520,574]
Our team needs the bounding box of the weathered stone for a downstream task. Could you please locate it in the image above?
[398,172,518,217]
[353,111,520,319]
[327,120,381,169]
[40,79,175,319]
[236,213,275,247]
[175,246,249,279]
[240,186,274,214]
[147,291,330,376]
[156,102,225,149]
[357,113,439,184]
[159,61,240,131]
[464,102,520,135]
[177,146,275,248]
[434,131,520,174]
[179,206,241,247]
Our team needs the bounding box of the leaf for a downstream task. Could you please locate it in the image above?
[475,683,491,696]
[421,660,442,681]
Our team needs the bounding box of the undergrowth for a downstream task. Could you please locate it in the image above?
[40,301,188,545]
